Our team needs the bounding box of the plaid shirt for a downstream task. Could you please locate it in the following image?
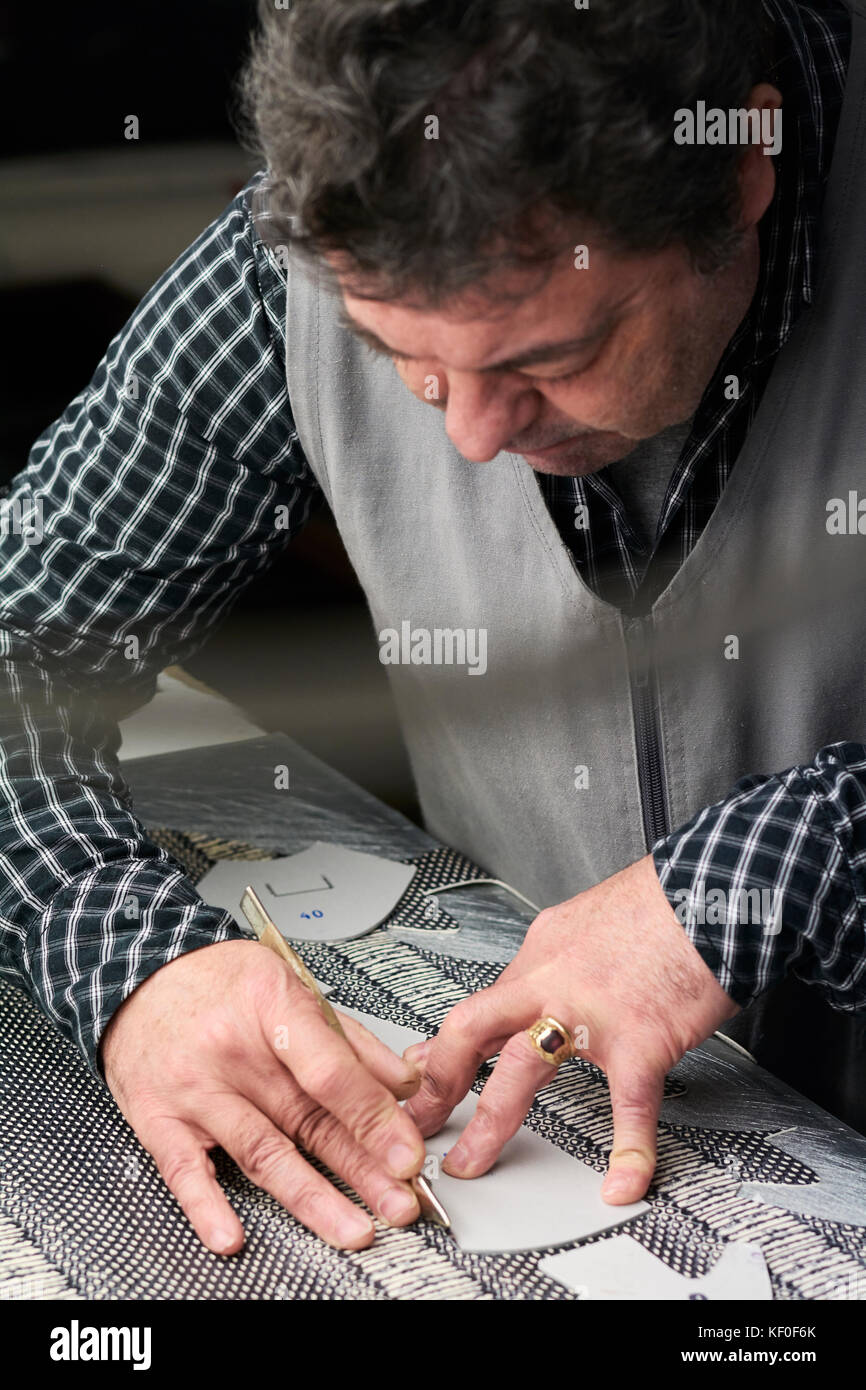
[0,1,862,1081]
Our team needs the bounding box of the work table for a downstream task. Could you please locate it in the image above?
[1,733,864,1300]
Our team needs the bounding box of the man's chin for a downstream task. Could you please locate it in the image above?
[518,431,635,475]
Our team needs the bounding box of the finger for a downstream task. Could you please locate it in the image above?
[287,1096,420,1229]
[404,979,540,1136]
[338,1013,422,1100]
[600,1056,664,1204]
[144,1116,246,1256]
[243,1067,421,1230]
[265,988,426,1180]
[441,1030,555,1178]
[402,1039,430,1071]
[207,1095,375,1249]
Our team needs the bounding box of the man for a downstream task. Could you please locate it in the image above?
[2,0,864,1256]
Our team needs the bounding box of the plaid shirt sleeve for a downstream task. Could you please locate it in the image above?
[652,742,866,1013]
[0,171,320,1077]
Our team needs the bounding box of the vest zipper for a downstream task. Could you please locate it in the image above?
[625,615,670,848]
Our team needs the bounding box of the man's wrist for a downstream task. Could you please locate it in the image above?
[96,932,257,1078]
[649,779,807,1009]
[27,902,251,1080]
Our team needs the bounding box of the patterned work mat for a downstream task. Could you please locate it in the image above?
[0,828,865,1301]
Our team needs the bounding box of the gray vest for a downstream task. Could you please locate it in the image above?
[284,0,866,1130]
[286,0,866,910]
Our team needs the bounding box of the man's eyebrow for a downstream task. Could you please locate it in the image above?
[338,306,621,373]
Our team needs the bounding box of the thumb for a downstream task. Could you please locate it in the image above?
[600,1055,664,1204]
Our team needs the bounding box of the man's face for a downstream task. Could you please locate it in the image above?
[338,235,761,476]
[335,126,777,476]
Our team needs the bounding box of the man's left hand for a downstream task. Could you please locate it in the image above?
[404,854,739,1204]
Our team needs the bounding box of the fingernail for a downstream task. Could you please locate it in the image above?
[209,1228,238,1254]
[387,1143,419,1178]
[394,1072,421,1101]
[337,1212,374,1247]
[379,1187,419,1225]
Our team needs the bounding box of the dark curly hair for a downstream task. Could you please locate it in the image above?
[238,0,775,304]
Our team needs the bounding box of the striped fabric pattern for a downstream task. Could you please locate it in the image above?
[0,830,863,1300]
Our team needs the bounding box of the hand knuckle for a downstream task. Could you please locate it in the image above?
[302,1056,347,1101]
[238,1126,293,1181]
[418,1064,451,1103]
[159,1150,202,1193]
[248,957,296,1012]
[469,1100,499,1136]
[447,1000,480,1034]
[287,1179,330,1223]
[294,1105,342,1155]
[613,1095,656,1125]
[506,1032,537,1065]
[198,1013,242,1060]
[350,1097,394,1150]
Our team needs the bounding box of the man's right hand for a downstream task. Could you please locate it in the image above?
[99,939,427,1254]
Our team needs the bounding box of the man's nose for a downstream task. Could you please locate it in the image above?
[443,371,535,463]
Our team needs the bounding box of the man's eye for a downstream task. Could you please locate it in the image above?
[534,353,601,385]
[528,365,587,386]
[544,367,585,383]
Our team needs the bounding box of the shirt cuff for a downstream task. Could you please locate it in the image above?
[650,744,866,1010]
[24,872,253,1079]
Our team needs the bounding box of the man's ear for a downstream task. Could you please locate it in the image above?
[736,83,783,231]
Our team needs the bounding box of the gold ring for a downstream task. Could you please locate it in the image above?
[527,1016,576,1066]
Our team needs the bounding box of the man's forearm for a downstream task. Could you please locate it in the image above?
[652,741,866,1010]
[0,672,249,1075]
[0,171,322,1075]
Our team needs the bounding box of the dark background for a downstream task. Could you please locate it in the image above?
[0,1,418,815]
